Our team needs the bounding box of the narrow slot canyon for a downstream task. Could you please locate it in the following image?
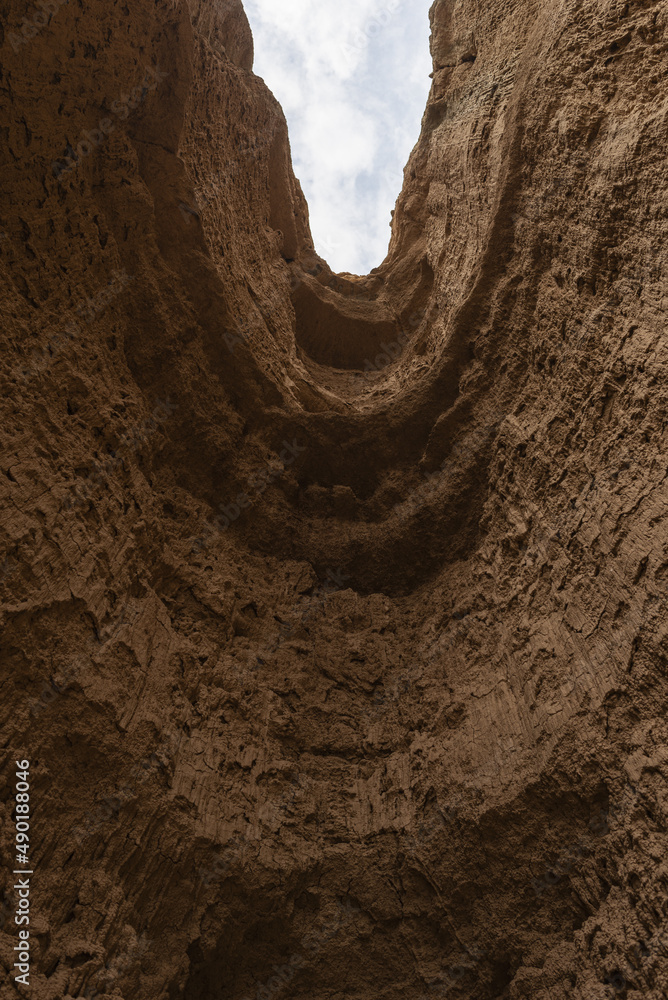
[1,1,667,999]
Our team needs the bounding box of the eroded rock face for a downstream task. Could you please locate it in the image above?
[1,0,667,998]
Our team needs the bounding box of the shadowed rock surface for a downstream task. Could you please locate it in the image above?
[1,0,667,998]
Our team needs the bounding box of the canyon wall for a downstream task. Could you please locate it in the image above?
[1,0,667,998]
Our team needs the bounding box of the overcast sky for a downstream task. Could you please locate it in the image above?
[243,0,433,275]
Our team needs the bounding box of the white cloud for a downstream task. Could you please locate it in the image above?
[243,0,433,275]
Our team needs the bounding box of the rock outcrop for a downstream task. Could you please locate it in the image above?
[1,0,667,998]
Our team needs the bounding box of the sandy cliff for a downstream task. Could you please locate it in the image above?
[1,0,667,998]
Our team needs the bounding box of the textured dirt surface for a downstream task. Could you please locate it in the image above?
[1,0,668,998]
